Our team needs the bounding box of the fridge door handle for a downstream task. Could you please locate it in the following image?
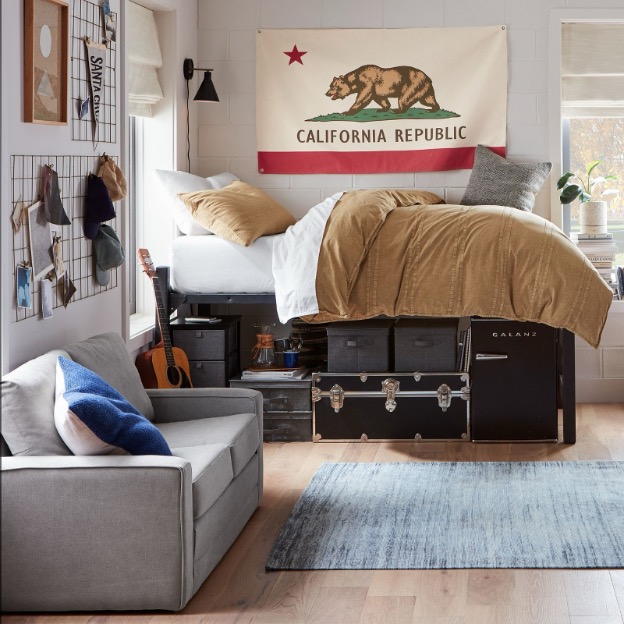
[475,353,509,361]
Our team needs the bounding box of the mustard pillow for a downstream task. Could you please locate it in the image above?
[178,181,296,246]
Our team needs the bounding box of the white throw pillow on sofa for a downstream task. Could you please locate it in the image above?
[153,169,239,235]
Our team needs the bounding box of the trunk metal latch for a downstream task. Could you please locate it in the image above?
[329,384,344,413]
[382,378,400,412]
[437,383,452,412]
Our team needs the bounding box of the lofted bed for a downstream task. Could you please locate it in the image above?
[151,152,615,445]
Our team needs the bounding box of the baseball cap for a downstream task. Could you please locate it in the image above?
[98,156,127,202]
[84,174,115,239]
[93,224,125,286]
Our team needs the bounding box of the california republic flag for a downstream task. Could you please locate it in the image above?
[256,26,507,174]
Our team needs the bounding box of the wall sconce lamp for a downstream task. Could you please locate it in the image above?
[183,59,219,170]
[183,58,219,102]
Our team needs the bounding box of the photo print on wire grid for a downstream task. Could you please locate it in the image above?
[11,154,119,322]
[16,264,33,311]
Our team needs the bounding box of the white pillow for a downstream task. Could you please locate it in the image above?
[54,360,120,455]
[153,170,239,235]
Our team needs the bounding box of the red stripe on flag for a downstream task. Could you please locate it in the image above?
[258,146,506,174]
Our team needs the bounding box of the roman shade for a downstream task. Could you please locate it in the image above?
[127,2,164,117]
[561,22,624,118]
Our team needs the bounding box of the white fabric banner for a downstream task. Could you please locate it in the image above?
[256,26,507,174]
[84,38,107,142]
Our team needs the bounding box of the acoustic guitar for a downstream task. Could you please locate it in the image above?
[136,248,193,389]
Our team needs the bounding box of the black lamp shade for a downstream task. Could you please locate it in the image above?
[194,71,219,102]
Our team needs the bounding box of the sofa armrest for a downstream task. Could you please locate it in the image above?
[148,387,263,424]
[1,455,194,612]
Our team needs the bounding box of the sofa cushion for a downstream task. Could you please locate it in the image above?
[64,332,154,421]
[172,444,233,519]
[1,350,72,456]
[156,412,259,477]
[55,357,172,456]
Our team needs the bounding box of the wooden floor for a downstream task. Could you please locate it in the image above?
[4,403,624,624]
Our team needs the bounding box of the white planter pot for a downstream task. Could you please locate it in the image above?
[579,201,608,235]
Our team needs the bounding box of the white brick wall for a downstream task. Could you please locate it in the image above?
[195,0,559,216]
[196,0,624,400]
[576,301,624,402]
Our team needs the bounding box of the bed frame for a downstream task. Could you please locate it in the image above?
[156,265,577,444]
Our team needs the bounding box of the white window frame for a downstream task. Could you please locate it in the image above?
[549,8,624,313]
[124,2,182,350]
[548,8,624,229]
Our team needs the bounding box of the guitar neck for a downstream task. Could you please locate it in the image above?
[152,276,176,368]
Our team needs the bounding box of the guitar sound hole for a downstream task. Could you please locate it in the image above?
[167,367,181,387]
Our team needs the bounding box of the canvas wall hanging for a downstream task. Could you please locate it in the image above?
[256,26,507,174]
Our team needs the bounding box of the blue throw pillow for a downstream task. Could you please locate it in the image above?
[55,356,171,456]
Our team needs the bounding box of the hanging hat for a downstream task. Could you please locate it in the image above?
[93,224,125,286]
[84,174,115,239]
[98,155,127,202]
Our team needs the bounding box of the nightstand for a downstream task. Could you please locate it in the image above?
[229,375,312,442]
[170,316,240,387]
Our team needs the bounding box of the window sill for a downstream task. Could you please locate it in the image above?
[128,313,154,353]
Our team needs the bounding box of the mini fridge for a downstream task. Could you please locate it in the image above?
[470,318,558,442]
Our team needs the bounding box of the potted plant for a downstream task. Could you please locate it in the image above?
[557,160,618,234]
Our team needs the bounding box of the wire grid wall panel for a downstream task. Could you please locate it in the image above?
[71,0,117,144]
[11,155,119,323]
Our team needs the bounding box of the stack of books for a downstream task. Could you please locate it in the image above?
[241,366,309,380]
[572,232,618,293]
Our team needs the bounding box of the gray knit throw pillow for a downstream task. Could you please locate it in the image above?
[461,145,552,212]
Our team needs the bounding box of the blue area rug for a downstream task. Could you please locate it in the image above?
[266,461,624,570]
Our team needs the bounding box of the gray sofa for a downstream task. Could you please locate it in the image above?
[1,332,263,612]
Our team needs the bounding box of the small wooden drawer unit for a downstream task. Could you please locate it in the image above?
[171,316,241,388]
[229,376,312,442]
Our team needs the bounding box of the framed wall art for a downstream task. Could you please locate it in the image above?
[24,0,69,124]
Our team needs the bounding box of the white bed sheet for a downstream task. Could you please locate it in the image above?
[170,234,280,294]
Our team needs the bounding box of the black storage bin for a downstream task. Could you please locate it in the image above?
[170,316,241,387]
[189,352,238,388]
[326,319,394,372]
[394,318,458,372]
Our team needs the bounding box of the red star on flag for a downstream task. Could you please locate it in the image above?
[284,45,307,65]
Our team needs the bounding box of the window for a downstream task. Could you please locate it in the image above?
[563,118,624,266]
[127,2,179,341]
[559,18,624,269]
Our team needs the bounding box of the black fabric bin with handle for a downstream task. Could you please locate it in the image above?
[393,317,458,372]
[326,319,394,372]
